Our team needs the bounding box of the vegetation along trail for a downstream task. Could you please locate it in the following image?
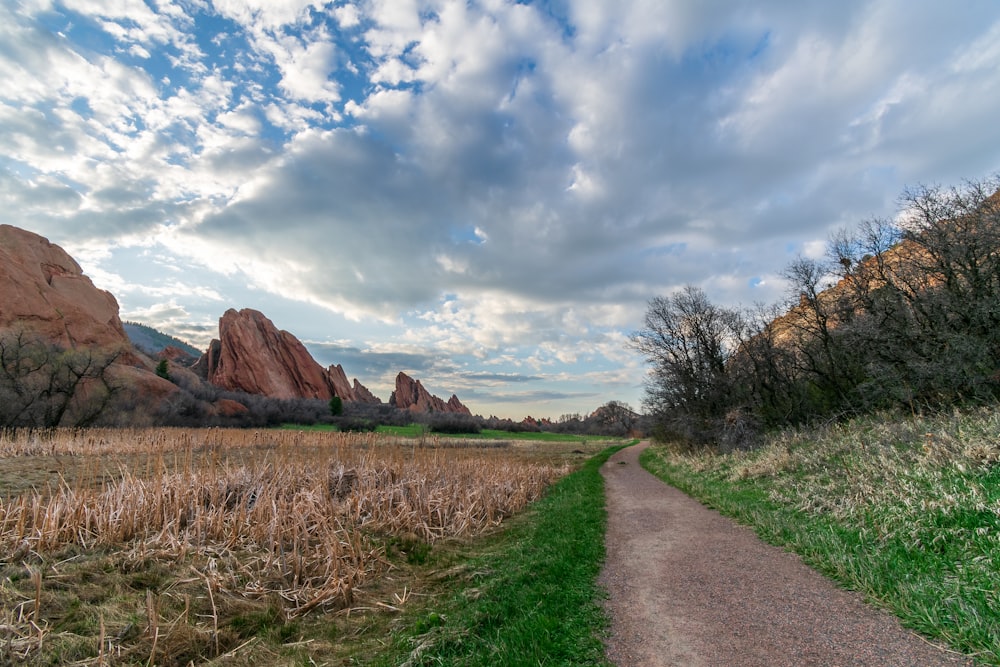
[599,441,975,667]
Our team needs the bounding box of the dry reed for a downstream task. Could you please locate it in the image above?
[0,428,568,622]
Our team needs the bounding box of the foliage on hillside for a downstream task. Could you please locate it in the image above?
[123,321,202,358]
[633,176,1000,446]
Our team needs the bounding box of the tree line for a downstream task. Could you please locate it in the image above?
[632,176,1000,449]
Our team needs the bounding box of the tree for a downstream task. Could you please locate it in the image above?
[828,176,1000,409]
[594,400,638,435]
[329,395,344,417]
[155,358,172,381]
[0,329,123,427]
[631,286,740,444]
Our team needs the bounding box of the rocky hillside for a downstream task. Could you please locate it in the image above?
[123,321,202,360]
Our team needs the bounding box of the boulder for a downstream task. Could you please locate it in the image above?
[389,372,471,414]
[213,398,250,417]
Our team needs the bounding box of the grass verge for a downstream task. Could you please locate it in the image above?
[640,412,1000,665]
[369,442,633,666]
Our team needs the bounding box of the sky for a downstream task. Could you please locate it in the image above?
[2,1,1000,420]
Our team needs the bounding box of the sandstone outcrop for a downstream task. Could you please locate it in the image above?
[353,380,380,403]
[389,372,472,414]
[198,309,379,402]
[200,309,335,400]
[158,345,199,367]
[0,225,183,423]
[0,225,132,353]
[327,363,380,403]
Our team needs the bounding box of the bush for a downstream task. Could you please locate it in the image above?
[426,413,483,434]
[332,416,379,432]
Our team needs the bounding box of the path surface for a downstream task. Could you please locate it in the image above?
[598,441,976,667]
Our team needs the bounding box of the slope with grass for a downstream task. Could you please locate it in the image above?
[640,410,1000,664]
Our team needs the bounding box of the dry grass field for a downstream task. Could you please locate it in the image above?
[0,428,599,665]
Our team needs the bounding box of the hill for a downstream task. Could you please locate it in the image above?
[123,321,202,358]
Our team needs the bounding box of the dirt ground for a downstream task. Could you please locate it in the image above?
[598,441,978,667]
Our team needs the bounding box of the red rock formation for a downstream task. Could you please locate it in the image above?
[447,394,471,414]
[0,225,183,423]
[327,363,355,400]
[389,372,471,414]
[201,309,335,400]
[327,363,379,402]
[212,398,250,417]
[158,345,198,366]
[0,225,131,353]
[197,309,381,402]
[353,379,380,403]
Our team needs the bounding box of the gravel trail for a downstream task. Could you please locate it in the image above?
[599,441,977,667]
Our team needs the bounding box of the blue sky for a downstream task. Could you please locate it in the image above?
[3,1,1000,419]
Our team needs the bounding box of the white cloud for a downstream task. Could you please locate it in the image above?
[334,3,361,30]
[3,0,1000,417]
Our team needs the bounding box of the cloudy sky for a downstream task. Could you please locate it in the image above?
[3,1,1000,419]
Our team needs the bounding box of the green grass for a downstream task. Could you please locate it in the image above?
[369,442,633,666]
[283,421,619,443]
[640,411,1000,664]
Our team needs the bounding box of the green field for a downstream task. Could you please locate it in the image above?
[283,422,618,443]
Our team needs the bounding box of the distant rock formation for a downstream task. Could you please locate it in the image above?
[353,379,380,403]
[199,308,329,400]
[389,371,471,414]
[0,225,133,354]
[158,345,199,367]
[198,308,379,402]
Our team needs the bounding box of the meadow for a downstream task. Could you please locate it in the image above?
[641,409,1000,664]
[0,427,611,665]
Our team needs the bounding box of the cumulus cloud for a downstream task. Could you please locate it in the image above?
[2,0,1000,417]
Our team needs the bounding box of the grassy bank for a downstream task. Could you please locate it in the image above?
[370,442,632,666]
[641,411,1000,664]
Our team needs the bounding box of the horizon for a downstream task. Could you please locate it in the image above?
[3,2,1000,420]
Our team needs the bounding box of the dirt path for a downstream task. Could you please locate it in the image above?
[598,441,976,667]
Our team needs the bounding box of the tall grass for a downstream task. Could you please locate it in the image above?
[0,428,570,664]
[642,409,1000,664]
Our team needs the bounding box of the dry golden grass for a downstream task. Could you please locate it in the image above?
[0,427,571,665]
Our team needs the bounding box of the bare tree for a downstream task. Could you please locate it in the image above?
[827,176,1000,409]
[594,400,638,435]
[0,329,124,427]
[631,286,741,444]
